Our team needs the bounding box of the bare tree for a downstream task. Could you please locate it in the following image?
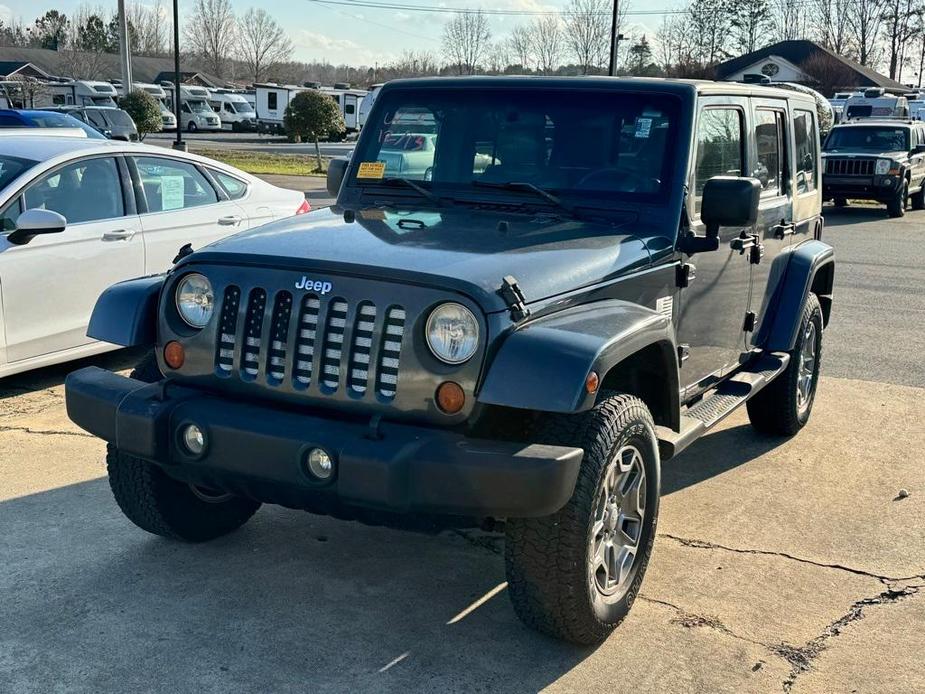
[531,15,564,75]
[811,0,853,54]
[485,41,512,74]
[771,0,809,41]
[688,0,731,65]
[387,50,439,78]
[802,51,857,94]
[4,74,49,108]
[849,0,886,65]
[236,8,292,82]
[507,24,534,71]
[441,10,491,75]
[184,0,236,77]
[729,0,773,53]
[563,0,614,74]
[129,0,169,56]
[881,0,922,79]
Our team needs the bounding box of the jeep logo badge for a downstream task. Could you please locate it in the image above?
[295,276,333,294]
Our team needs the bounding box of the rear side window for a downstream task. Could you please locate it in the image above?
[694,108,744,213]
[755,109,785,196]
[133,156,218,212]
[212,170,248,199]
[794,110,818,194]
[268,92,278,110]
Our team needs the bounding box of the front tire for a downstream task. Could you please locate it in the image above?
[106,351,261,542]
[910,184,925,211]
[746,293,824,436]
[887,180,908,218]
[187,122,198,133]
[505,394,660,644]
[833,197,848,208]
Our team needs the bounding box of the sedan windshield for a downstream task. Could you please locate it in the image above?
[352,88,680,202]
[825,127,909,152]
[0,155,36,191]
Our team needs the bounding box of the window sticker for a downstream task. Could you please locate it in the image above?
[160,175,185,211]
[634,117,653,139]
[357,161,386,179]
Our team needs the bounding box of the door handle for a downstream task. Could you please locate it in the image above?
[218,215,243,226]
[101,229,135,241]
[773,222,796,239]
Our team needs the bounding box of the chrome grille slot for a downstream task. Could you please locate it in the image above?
[826,158,874,176]
[376,307,405,398]
[321,299,348,390]
[349,302,376,394]
[215,285,240,373]
[266,291,293,384]
[241,288,267,379]
[293,294,320,386]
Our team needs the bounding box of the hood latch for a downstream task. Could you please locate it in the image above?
[499,275,531,322]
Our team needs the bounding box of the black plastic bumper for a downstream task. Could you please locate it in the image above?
[823,174,902,200]
[65,367,583,519]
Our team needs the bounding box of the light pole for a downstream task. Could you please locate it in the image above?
[172,0,186,151]
[117,0,133,92]
[607,0,624,77]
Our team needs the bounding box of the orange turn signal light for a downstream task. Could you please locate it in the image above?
[163,341,185,369]
[436,381,465,414]
[585,371,600,394]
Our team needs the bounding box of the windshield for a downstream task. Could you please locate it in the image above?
[0,155,36,190]
[352,88,680,202]
[15,112,107,139]
[231,101,254,114]
[187,99,212,113]
[103,109,134,127]
[91,97,115,106]
[825,126,909,151]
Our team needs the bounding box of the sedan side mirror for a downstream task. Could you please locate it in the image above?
[326,157,350,197]
[8,209,67,245]
[701,176,761,238]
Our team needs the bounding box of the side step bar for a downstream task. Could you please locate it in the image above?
[656,352,790,460]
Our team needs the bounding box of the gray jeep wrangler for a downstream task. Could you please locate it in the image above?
[66,78,834,644]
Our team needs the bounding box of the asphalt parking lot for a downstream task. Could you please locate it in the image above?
[1,205,923,693]
[147,131,356,158]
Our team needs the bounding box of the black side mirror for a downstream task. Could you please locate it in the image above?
[7,209,67,245]
[326,157,350,197]
[701,176,761,238]
[914,144,925,155]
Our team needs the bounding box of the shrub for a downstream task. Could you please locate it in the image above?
[284,90,345,171]
[119,89,163,140]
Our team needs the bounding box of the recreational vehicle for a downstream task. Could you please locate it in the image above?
[358,83,383,129]
[164,85,221,132]
[844,89,909,120]
[207,89,257,131]
[254,83,305,132]
[320,87,368,132]
[33,80,119,108]
[114,82,177,130]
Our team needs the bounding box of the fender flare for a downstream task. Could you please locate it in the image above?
[87,275,164,347]
[478,300,679,425]
[757,240,834,352]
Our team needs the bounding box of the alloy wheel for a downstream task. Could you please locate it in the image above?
[796,321,818,414]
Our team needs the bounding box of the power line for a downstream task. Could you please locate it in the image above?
[309,0,692,17]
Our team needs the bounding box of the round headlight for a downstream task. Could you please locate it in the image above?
[175,273,214,328]
[426,303,479,364]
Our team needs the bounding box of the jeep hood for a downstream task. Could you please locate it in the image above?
[190,207,656,314]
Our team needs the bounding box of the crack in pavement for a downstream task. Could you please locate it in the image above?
[0,425,93,439]
[637,595,770,649]
[776,584,922,692]
[660,533,925,583]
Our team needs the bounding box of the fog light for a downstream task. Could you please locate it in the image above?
[306,447,334,480]
[164,341,185,369]
[436,381,465,414]
[182,424,205,456]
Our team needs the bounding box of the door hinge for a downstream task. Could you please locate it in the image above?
[743,311,757,332]
[750,238,765,265]
[676,262,696,288]
[499,275,531,322]
[677,344,690,363]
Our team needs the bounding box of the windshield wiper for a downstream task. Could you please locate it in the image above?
[472,180,574,215]
[378,177,443,205]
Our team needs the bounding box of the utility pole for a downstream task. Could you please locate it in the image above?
[172,0,186,151]
[608,0,624,77]
[117,0,133,93]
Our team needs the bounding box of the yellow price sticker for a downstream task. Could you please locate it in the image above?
[357,161,386,179]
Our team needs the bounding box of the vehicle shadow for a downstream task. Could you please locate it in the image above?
[0,347,147,401]
[822,204,889,224]
[0,417,787,692]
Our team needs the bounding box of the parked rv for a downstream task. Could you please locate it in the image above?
[116,82,177,131]
[829,91,862,123]
[33,80,119,108]
[207,89,257,131]
[167,85,221,132]
[358,83,383,129]
[254,83,305,133]
[843,89,909,120]
[320,87,368,132]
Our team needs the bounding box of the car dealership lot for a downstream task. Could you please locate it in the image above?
[1,207,923,693]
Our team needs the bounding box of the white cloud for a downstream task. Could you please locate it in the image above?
[0,4,13,24]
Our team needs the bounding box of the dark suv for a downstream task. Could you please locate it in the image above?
[822,119,925,216]
[65,78,835,644]
[47,106,139,141]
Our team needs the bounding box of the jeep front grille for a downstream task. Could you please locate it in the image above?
[825,157,875,176]
[215,286,405,398]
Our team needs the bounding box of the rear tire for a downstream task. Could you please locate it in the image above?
[910,184,925,211]
[887,181,907,218]
[106,352,261,542]
[504,394,660,644]
[746,293,823,436]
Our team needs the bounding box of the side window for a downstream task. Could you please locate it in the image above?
[134,156,219,213]
[694,107,744,213]
[755,109,785,196]
[345,103,355,115]
[211,170,248,199]
[268,92,278,110]
[794,109,818,194]
[0,197,22,232]
[22,157,124,224]
[85,110,108,129]
[52,94,65,105]
[182,102,191,114]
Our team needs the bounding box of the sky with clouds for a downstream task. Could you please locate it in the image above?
[0,0,672,66]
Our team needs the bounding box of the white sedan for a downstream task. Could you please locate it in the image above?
[0,136,309,378]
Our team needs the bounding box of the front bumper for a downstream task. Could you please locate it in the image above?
[65,367,583,519]
[823,174,902,200]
